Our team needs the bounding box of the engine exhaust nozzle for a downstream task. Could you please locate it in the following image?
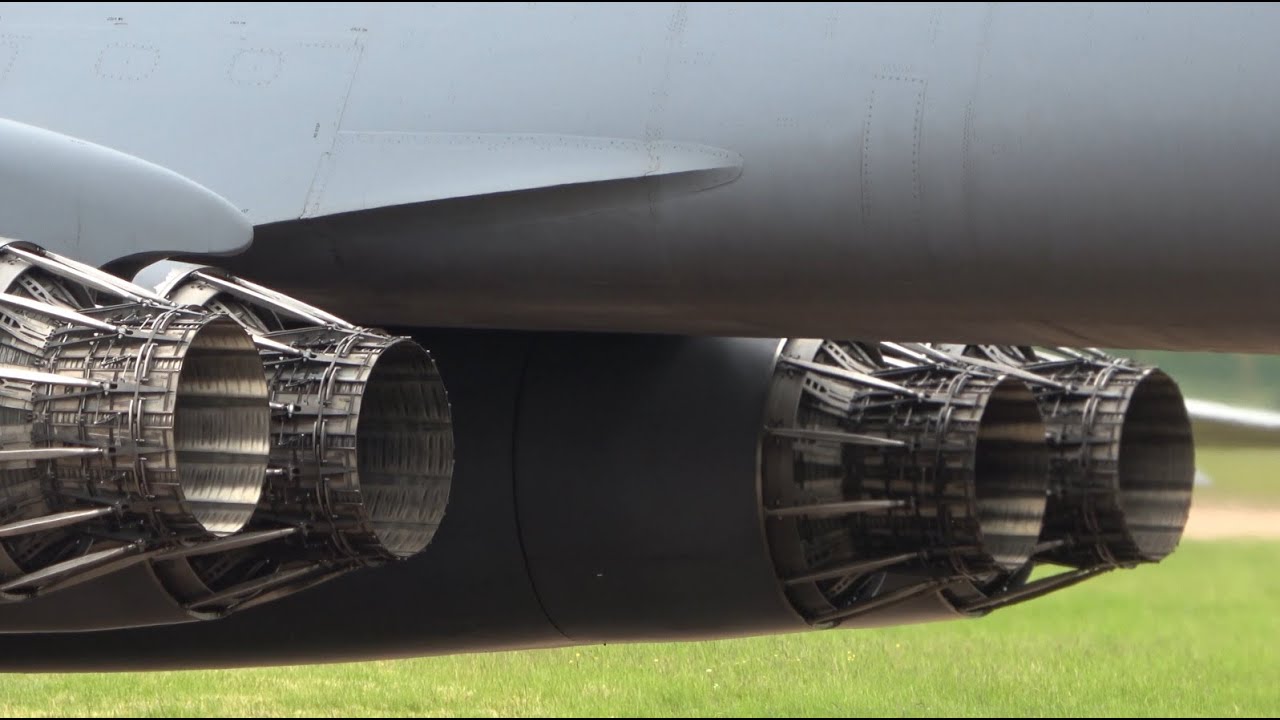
[760,339,1049,626]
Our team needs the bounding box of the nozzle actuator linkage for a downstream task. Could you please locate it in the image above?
[0,242,454,625]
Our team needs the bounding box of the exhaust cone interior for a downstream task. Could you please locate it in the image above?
[356,341,453,558]
[1117,370,1195,561]
[173,320,272,537]
[998,349,1200,569]
[973,378,1051,570]
[761,339,1052,624]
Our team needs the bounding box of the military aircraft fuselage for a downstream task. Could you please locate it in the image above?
[0,3,1277,351]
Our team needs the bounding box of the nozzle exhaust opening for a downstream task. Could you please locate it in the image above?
[173,319,272,537]
[1115,369,1195,561]
[972,377,1050,571]
[354,340,453,559]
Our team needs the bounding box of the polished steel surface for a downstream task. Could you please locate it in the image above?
[759,338,1197,625]
[0,242,272,600]
[37,314,270,538]
[138,261,455,615]
[0,243,453,618]
[761,338,1049,625]
[160,265,455,564]
[945,346,1196,568]
[1117,372,1196,561]
[355,340,453,558]
[172,321,274,535]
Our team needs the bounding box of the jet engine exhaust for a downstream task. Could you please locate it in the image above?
[144,265,453,615]
[0,243,271,600]
[944,346,1196,566]
[0,243,454,631]
[862,344,1197,612]
[762,339,1050,626]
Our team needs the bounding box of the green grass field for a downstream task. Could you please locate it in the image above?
[2,540,1276,718]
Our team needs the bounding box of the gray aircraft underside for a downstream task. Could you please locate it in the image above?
[0,3,1277,672]
[1,3,1278,351]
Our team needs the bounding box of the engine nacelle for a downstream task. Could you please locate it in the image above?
[0,255,1193,670]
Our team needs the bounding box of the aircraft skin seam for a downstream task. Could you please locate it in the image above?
[299,35,365,219]
[508,336,572,643]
